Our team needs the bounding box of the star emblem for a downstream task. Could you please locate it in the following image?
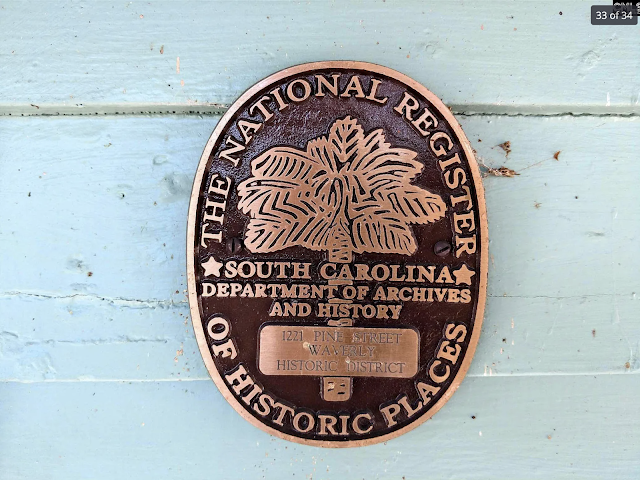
[453,264,475,285]
[201,257,223,277]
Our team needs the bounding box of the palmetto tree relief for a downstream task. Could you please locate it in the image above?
[238,116,447,264]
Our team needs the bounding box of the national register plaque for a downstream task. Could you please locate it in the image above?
[187,61,488,447]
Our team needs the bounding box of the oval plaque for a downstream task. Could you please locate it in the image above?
[187,61,488,447]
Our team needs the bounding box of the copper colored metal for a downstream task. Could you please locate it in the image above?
[187,61,488,447]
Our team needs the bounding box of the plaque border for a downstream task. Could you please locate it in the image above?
[186,61,488,448]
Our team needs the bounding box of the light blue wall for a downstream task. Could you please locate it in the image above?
[0,1,638,479]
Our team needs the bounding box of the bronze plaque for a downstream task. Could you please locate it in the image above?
[187,61,487,447]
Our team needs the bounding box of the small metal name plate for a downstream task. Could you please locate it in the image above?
[258,325,419,378]
[187,61,488,447]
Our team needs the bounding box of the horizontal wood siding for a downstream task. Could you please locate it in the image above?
[0,1,638,478]
[0,1,639,114]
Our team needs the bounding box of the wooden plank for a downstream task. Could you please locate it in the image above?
[2,115,638,299]
[0,375,638,479]
[1,1,639,114]
[1,293,637,381]
[0,294,199,382]
[0,116,215,301]
[468,116,640,299]
[1,115,638,382]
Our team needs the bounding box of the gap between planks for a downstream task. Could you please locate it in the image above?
[1,103,639,118]
[1,370,637,385]
[1,291,633,309]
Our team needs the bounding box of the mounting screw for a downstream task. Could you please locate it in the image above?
[434,241,451,257]
[226,237,244,255]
